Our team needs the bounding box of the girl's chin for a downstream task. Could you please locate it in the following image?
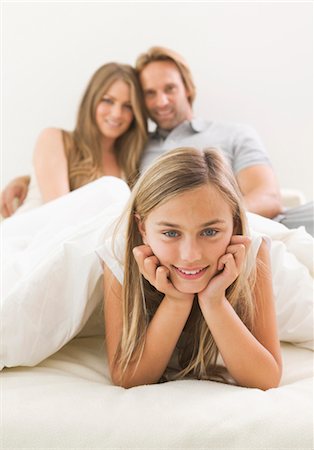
[172,280,208,295]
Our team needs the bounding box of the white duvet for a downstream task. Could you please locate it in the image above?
[1,176,313,370]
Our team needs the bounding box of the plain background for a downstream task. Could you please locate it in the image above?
[2,1,313,200]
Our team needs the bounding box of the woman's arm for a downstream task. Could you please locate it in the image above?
[104,248,194,388]
[198,239,282,390]
[33,128,70,202]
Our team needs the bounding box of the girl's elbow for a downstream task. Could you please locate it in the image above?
[260,377,281,390]
[111,378,132,389]
[110,366,137,389]
[110,365,158,388]
[259,365,282,391]
[111,374,135,389]
[270,368,282,389]
[111,376,143,389]
[110,366,126,387]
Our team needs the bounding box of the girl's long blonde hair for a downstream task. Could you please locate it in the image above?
[115,147,256,382]
[62,63,147,189]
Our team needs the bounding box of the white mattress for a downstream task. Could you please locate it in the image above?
[2,337,313,449]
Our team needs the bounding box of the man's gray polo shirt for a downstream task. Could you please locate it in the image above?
[139,118,271,174]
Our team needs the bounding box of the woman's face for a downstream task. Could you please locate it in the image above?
[138,184,234,294]
[95,79,134,140]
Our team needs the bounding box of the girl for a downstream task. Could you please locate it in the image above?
[1,62,147,216]
[100,146,282,390]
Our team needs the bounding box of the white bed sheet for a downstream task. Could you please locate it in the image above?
[2,336,313,449]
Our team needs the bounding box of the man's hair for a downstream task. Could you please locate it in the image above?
[135,46,196,105]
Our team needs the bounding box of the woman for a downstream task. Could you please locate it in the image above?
[4,62,147,215]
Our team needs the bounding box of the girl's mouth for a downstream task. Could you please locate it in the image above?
[172,265,208,280]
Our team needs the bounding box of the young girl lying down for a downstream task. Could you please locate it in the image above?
[98,147,282,390]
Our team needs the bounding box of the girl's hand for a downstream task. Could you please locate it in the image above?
[198,235,251,306]
[133,245,194,304]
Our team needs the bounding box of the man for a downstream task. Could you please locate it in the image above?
[135,47,312,233]
[1,46,313,235]
[136,47,282,220]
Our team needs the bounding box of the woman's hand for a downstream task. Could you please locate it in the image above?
[198,235,251,306]
[133,245,194,304]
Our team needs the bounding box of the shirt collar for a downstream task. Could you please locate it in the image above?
[153,118,207,139]
[190,118,208,132]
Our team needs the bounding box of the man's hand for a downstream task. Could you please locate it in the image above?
[0,175,30,218]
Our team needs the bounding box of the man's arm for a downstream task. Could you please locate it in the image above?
[0,175,30,218]
[236,165,283,218]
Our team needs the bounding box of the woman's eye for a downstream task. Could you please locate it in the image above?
[202,229,217,237]
[123,104,133,111]
[163,230,179,238]
[101,98,113,104]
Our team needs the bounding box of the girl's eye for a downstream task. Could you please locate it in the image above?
[201,228,217,237]
[163,230,179,238]
[123,104,133,111]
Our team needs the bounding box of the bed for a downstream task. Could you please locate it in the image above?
[1,178,313,449]
[2,337,313,449]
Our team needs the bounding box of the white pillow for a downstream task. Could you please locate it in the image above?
[247,213,313,350]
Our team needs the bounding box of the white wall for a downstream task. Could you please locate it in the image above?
[2,1,313,200]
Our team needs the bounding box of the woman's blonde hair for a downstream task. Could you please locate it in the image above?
[115,147,256,382]
[135,46,196,105]
[63,62,147,188]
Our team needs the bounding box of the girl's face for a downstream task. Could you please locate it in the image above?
[95,79,134,141]
[138,184,234,294]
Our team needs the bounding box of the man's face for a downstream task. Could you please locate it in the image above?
[139,60,193,130]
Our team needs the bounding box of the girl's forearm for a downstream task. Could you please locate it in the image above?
[115,297,193,388]
[199,298,282,390]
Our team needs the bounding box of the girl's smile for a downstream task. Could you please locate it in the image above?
[137,184,234,294]
[172,265,209,279]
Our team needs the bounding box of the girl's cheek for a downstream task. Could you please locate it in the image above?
[219,236,232,255]
[148,241,169,265]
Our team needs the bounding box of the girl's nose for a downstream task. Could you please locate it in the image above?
[180,238,202,263]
